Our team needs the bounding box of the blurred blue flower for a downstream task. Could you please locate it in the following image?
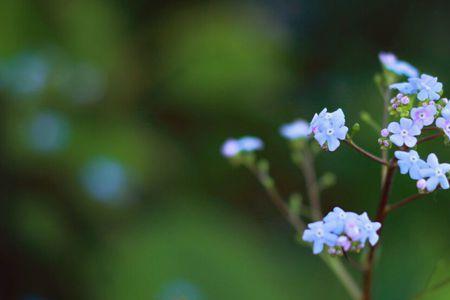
[81,158,128,202]
[379,52,418,77]
[157,279,203,300]
[387,118,421,147]
[221,136,263,157]
[394,150,427,180]
[28,111,70,152]
[279,119,310,140]
[419,153,450,192]
[0,52,49,97]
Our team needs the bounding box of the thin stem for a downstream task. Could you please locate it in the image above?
[297,146,322,220]
[344,139,389,166]
[385,193,428,213]
[417,132,444,145]
[245,163,361,300]
[320,254,362,300]
[247,164,304,232]
[380,87,390,183]
[362,159,397,300]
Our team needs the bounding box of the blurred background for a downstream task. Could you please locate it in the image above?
[1,0,450,299]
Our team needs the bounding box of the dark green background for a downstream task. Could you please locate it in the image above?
[0,0,449,299]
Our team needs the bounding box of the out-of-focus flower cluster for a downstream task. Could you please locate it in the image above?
[221,136,264,158]
[302,207,381,255]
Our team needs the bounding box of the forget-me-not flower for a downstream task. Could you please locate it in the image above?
[394,150,427,180]
[358,213,381,246]
[302,221,338,254]
[280,119,310,140]
[324,207,354,234]
[410,104,437,128]
[387,118,421,147]
[238,136,263,152]
[436,104,450,138]
[390,81,418,95]
[419,153,450,192]
[221,139,241,157]
[379,52,419,78]
[221,136,264,158]
[310,108,348,152]
[410,74,443,101]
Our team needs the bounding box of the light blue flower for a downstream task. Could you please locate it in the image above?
[436,104,450,138]
[419,153,450,192]
[410,74,443,101]
[390,82,418,94]
[358,213,381,246]
[221,136,263,157]
[410,104,437,128]
[323,207,354,234]
[238,136,263,152]
[394,150,427,180]
[310,108,348,152]
[379,52,419,78]
[387,118,421,147]
[221,139,241,157]
[302,221,338,254]
[280,119,310,140]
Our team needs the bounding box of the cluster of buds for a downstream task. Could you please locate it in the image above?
[389,93,411,117]
[378,128,391,149]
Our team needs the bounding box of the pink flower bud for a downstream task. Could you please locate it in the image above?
[380,128,389,137]
[400,96,410,105]
[417,179,427,190]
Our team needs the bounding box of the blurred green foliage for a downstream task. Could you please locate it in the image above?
[0,0,449,299]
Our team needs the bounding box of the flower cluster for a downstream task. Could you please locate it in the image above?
[395,151,450,192]
[379,52,419,78]
[309,108,348,152]
[302,207,381,255]
[391,74,443,101]
[221,136,263,158]
[279,119,310,140]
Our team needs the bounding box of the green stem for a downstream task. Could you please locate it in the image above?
[244,162,362,300]
[321,254,362,300]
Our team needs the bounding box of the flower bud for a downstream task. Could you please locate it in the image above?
[417,179,427,191]
[380,128,389,137]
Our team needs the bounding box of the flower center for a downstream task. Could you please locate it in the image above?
[365,223,373,230]
[315,228,324,238]
[325,113,332,119]
[410,156,417,162]
[339,212,346,219]
[435,168,443,176]
[401,129,408,136]
[327,128,335,135]
[419,113,425,119]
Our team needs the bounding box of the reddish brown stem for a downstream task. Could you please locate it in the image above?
[385,193,428,213]
[362,159,397,300]
[417,132,444,145]
[344,140,389,166]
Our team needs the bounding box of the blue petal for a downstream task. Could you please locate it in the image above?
[313,240,324,254]
[426,177,439,192]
